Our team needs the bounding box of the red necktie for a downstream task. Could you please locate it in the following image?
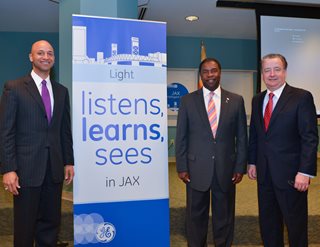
[41,80,52,123]
[264,92,274,131]
[207,92,218,137]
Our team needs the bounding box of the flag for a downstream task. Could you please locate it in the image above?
[198,41,207,89]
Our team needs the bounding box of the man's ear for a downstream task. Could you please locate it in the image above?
[29,53,33,62]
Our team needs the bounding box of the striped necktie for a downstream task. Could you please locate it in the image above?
[207,91,218,138]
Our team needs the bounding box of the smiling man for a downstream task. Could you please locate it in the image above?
[0,40,74,247]
[248,53,318,247]
[175,58,248,247]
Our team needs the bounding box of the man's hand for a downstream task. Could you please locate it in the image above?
[247,165,257,180]
[178,172,190,184]
[232,173,243,184]
[3,171,20,195]
[294,173,310,192]
[64,165,75,185]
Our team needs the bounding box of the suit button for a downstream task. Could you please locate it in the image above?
[212,156,215,160]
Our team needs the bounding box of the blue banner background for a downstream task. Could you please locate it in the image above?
[74,199,169,246]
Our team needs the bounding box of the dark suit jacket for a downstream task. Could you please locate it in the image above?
[0,74,74,187]
[175,88,248,192]
[248,84,318,189]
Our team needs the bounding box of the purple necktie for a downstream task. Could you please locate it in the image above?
[41,80,52,123]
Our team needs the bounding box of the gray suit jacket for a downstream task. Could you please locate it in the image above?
[0,74,74,187]
[175,88,248,192]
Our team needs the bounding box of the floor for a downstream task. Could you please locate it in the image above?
[169,161,320,247]
[1,160,319,247]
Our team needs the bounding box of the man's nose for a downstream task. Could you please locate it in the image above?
[270,69,276,76]
[43,53,50,59]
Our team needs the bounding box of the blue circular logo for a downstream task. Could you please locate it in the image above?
[96,222,116,243]
[167,82,189,112]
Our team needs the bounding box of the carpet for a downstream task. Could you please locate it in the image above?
[1,206,319,245]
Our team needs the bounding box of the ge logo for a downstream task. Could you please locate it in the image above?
[96,222,116,243]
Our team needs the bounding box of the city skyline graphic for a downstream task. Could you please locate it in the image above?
[72,15,166,67]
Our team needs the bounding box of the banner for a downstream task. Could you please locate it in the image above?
[72,15,169,246]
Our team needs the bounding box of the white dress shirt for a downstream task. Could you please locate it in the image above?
[262,82,286,116]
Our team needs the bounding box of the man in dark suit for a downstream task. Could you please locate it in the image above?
[175,58,248,247]
[248,53,318,247]
[0,40,74,246]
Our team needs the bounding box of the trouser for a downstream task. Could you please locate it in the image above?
[14,161,63,247]
[186,177,235,247]
[258,168,308,247]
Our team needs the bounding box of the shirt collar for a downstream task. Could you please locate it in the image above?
[31,70,51,87]
[267,82,286,99]
[203,85,221,98]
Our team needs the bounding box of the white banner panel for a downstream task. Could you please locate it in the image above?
[72,15,169,246]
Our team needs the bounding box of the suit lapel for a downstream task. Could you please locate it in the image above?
[51,81,59,123]
[268,84,292,130]
[216,89,229,139]
[24,75,46,114]
[193,89,213,136]
[258,91,267,130]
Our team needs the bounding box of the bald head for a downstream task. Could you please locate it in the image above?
[29,40,55,79]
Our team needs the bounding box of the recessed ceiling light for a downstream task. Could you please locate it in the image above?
[185,15,199,22]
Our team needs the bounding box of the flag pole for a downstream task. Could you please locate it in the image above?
[198,41,207,89]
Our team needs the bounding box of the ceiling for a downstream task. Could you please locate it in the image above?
[0,0,319,40]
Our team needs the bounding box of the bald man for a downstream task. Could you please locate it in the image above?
[0,40,74,247]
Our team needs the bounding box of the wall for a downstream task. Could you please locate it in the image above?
[0,32,318,156]
[58,0,138,99]
[0,32,59,91]
[167,36,257,158]
[0,34,257,93]
[168,36,257,70]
